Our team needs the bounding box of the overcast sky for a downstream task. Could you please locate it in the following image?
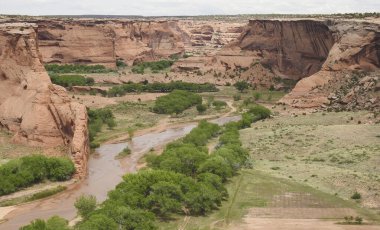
[1,0,379,16]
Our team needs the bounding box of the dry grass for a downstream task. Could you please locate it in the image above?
[240,111,380,209]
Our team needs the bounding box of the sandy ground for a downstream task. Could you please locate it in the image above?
[71,92,166,108]
[0,207,16,223]
[230,218,380,230]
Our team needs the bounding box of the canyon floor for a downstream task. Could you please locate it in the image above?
[1,82,380,229]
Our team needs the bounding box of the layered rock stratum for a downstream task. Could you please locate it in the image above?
[1,16,379,112]
[0,23,89,177]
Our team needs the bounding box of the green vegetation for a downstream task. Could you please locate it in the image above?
[45,64,113,74]
[107,81,218,97]
[21,216,70,230]
[351,191,362,200]
[22,105,272,229]
[88,108,116,148]
[116,147,131,159]
[234,81,249,92]
[340,216,363,225]
[116,59,127,68]
[0,155,75,195]
[131,60,174,74]
[212,100,227,110]
[152,90,202,114]
[50,74,94,87]
[75,195,97,220]
[196,104,207,114]
[0,186,66,207]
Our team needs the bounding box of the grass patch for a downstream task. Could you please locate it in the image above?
[115,147,131,159]
[0,185,67,207]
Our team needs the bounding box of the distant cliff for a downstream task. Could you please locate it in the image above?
[0,23,89,177]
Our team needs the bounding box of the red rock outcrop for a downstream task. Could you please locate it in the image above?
[0,23,89,177]
[36,20,190,67]
[280,20,380,110]
[222,20,335,80]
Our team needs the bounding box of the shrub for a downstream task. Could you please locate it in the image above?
[45,64,112,74]
[212,100,227,108]
[50,75,95,88]
[234,81,249,92]
[20,216,70,230]
[116,59,127,68]
[75,195,97,219]
[248,105,272,120]
[152,90,202,114]
[0,155,75,196]
[233,94,241,101]
[88,108,116,147]
[46,157,75,181]
[351,191,361,200]
[196,104,207,114]
[107,81,217,97]
[132,60,174,74]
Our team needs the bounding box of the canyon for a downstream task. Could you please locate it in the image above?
[0,16,378,178]
[0,14,379,230]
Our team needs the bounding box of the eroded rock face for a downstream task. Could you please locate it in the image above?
[280,20,380,110]
[0,23,89,177]
[223,20,335,80]
[36,20,190,67]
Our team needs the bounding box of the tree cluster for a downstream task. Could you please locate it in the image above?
[0,155,75,195]
[107,81,218,97]
[152,90,202,114]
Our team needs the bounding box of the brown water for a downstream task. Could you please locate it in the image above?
[0,115,240,229]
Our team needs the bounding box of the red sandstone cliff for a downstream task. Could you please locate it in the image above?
[221,20,335,80]
[280,20,380,110]
[0,23,89,177]
[36,20,190,67]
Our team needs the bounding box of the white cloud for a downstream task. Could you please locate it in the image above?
[0,0,379,16]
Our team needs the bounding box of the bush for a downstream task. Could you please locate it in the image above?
[233,94,241,101]
[132,60,174,74]
[212,100,227,109]
[107,81,218,97]
[45,64,112,74]
[248,105,272,120]
[0,155,75,196]
[75,195,97,219]
[20,216,70,230]
[351,191,361,200]
[153,90,202,114]
[88,108,116,147]
[50,75,95,88]
[234,81,249,92]
[196,104,207,114]
[116,59,127,68]
[46,157,76,181]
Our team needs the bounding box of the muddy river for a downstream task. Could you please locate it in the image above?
[0,115,240,229]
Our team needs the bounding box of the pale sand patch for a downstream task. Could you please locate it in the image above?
[0,206,16,222]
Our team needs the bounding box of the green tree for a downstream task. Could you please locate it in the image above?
[198,156,233,182]
[77,214,117,230]
[234,81,249,92]
[196,104,207,114]
[75,195,97,219]
[146,181,184,217]
[20,216,70,230]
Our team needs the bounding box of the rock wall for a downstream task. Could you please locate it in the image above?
[222,20,335,80]
[280,20,380,110]
[36,20,190,67]
[0,23,89,177]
